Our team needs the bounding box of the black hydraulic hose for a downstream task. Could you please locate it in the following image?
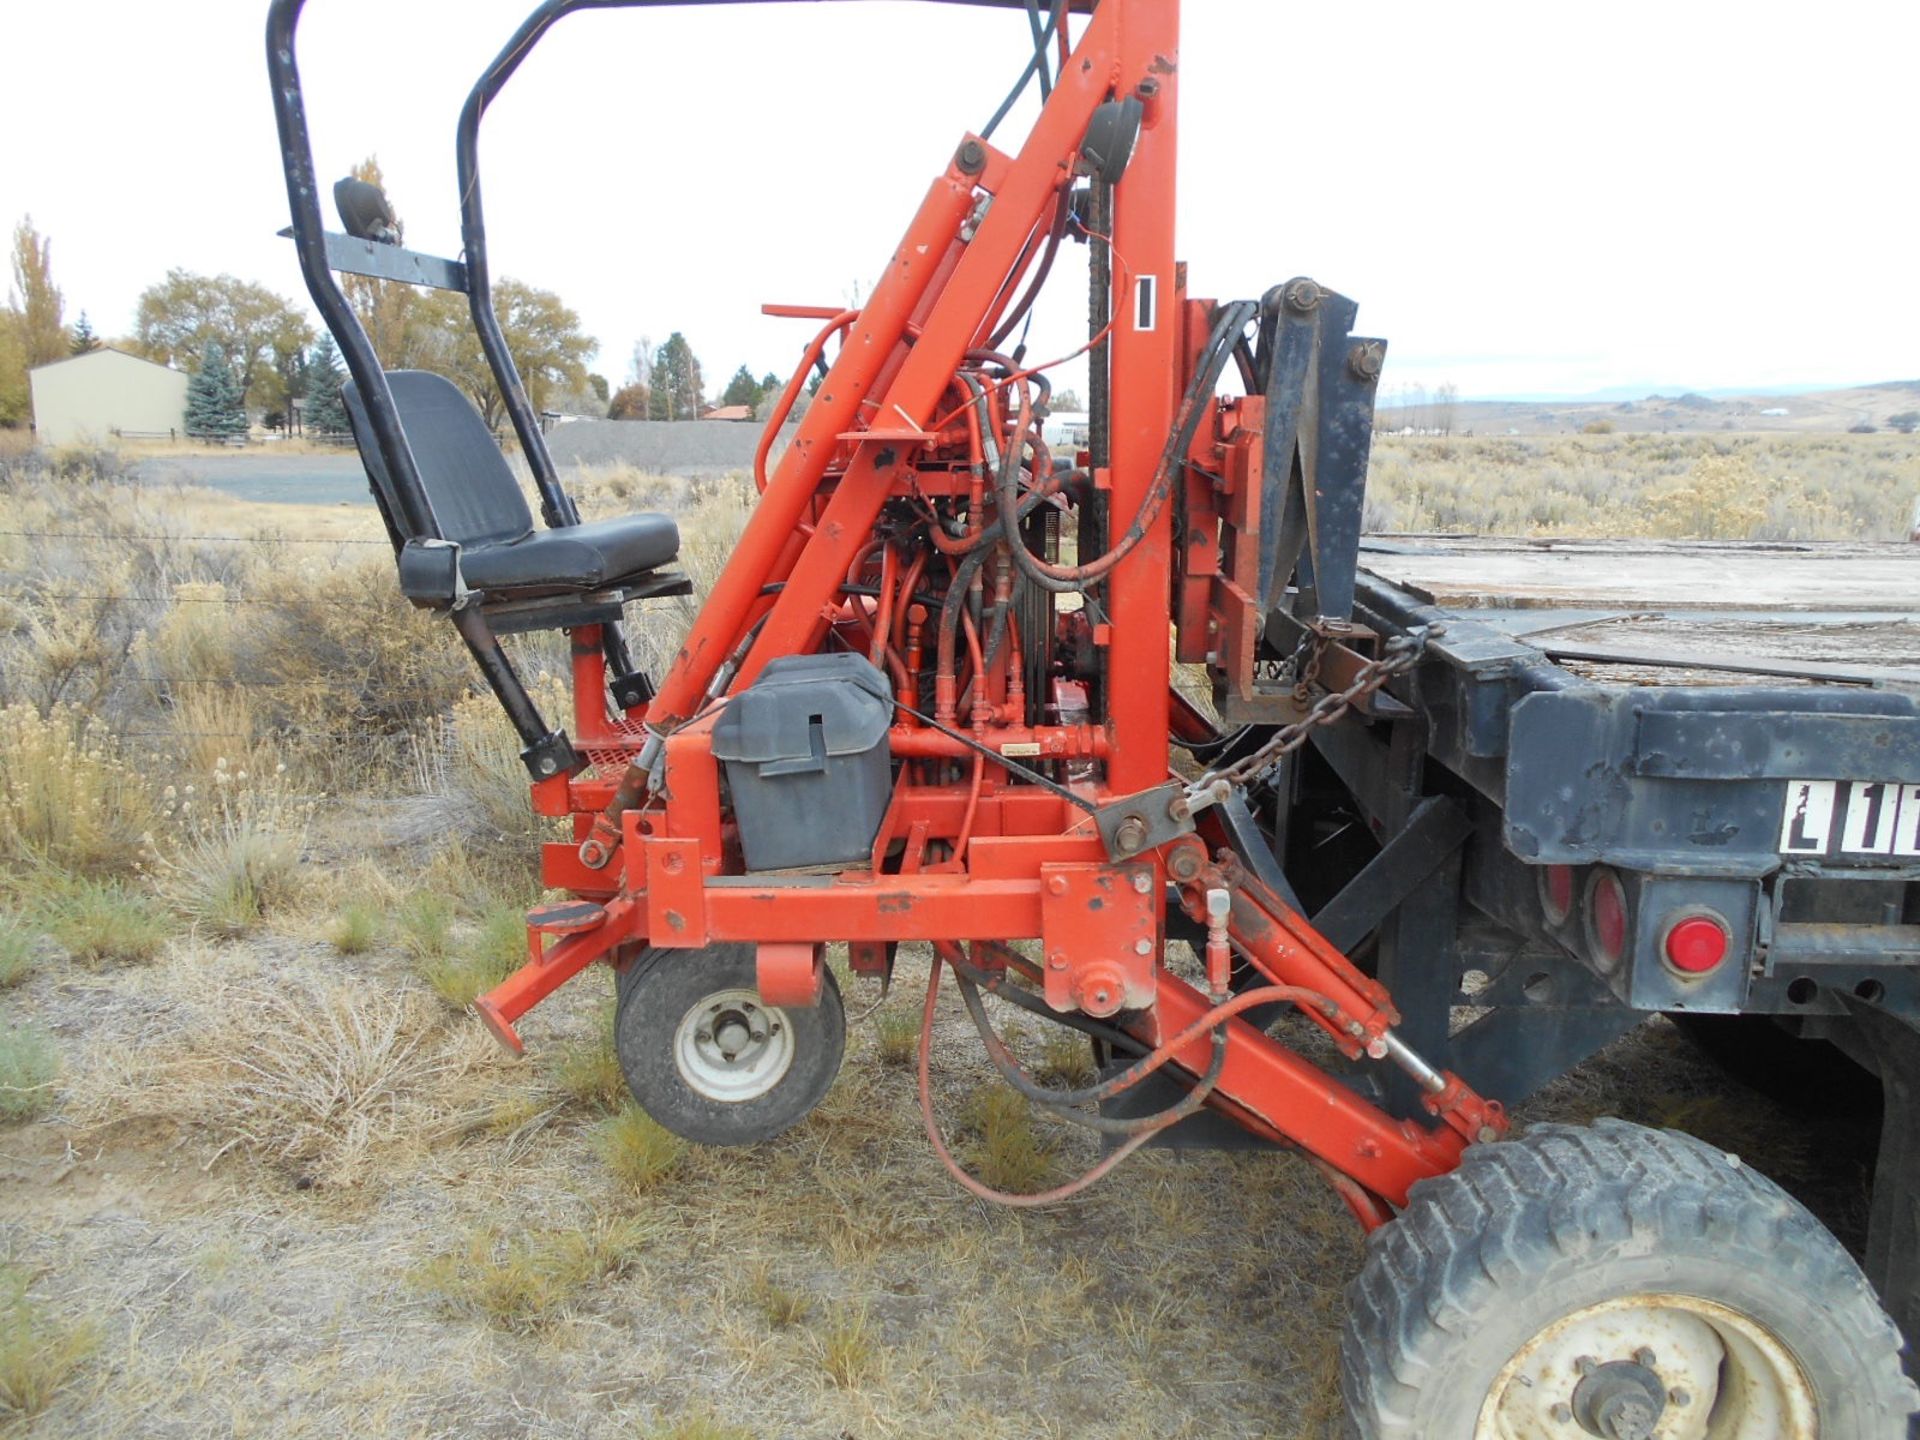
[996,299,1259,595]
[950,955,1149,1059]
[952,963,1229,1136]
[981,0,1067,140]
[1024,0,1053,101]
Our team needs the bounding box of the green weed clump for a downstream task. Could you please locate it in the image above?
[36,877,172,966]
[413,1216,652,1332]
[595,1104,683,1192]
[871,1007,919,1067]
[328,902,382,955]
[413,900,523,1009]
[552,1036,626,1115]
[0,1025,59,1123]
[0,919,36,988]
[961,1085,1056,1193]
[1036,1029,1097,1088]
[815,1300,876,1390]
[0,1265,97,1416]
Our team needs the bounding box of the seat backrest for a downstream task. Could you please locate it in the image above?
[342,370,533,548]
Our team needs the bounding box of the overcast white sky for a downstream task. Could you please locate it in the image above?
[2,0,1915,401]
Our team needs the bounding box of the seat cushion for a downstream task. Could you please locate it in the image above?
[460,512,681,596]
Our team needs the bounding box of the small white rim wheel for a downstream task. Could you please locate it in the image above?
[615,945,846,1146]
[1476,1293,1816,1439]
[671,987,795,1104]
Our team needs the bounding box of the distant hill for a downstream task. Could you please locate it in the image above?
[1379,380,1920,436]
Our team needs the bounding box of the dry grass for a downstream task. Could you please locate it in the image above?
[0,705,155,877]
[104,977,466,1187]
[0,1265,97,1418]
[150,760,309,938]
[0,1023,59,1122]
[1366,431,1919,539]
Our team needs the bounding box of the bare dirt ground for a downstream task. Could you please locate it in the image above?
[0,853,1874,1439]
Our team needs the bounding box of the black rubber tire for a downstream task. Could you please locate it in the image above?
[1341,1117,1917,1438]
[614,944,845,1147]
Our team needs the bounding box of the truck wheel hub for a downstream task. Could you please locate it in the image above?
[1475,1293,1816,1439]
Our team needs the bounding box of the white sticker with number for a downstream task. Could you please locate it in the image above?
[1781,779,1920,858]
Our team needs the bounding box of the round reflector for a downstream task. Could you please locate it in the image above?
[1665,914,1730,976]
[1539,865,1576,926]
[1585,869,1629,973]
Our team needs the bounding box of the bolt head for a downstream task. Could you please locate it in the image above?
[1283,278,1321,314]
[1633,1347,1657,1370]
[1668,1388,1690,1407]
[1549,1403,1573,1424]
[1349,340,1386,381]
[1133,938,1153,956]
[1131,872,1153,895]
[1046,874,1069,896]
[1047,952,1067,971]
[1365,1037,1388,1060]
[1575,1355,1598,1377]
[1476,1126,1499,1144]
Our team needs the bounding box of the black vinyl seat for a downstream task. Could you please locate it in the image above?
[343,370,680,603]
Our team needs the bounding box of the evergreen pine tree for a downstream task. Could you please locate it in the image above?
[185,341,248,439]
[304,333,348,435]
[69,311,101,355]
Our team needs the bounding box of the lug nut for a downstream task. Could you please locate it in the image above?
[1550,1403,1573,1424]
[1633,1347,1657,1370]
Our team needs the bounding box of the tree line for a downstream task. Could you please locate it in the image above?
[3,175,793,440]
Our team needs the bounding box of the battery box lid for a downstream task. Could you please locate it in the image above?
[710,652,894,769]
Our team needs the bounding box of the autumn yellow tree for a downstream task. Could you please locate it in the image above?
[1,216,68,425]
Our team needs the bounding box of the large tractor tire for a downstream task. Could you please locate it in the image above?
[615,944,845,1146]
[1341,1117,1916,1439]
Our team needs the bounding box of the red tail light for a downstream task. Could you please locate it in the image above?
[1584,868,1629,973]
[1540,865,1576,926]
[1664,913,1731,976]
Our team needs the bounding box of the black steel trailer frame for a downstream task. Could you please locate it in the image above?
[1215,555,1920,1352]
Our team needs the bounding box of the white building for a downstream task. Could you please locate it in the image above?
[28,348,190,446]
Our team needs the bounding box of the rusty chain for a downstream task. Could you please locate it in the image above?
[1199,623,1445,792]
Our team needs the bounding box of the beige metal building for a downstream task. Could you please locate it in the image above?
[29,348,190,446]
